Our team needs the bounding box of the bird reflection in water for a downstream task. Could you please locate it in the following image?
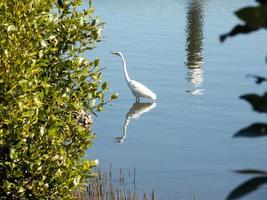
[114,102,156,144]
[185,0,205,95]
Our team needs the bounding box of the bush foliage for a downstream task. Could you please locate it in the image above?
[0,0,114,199]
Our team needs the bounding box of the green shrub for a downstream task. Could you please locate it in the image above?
[0,0,114,199]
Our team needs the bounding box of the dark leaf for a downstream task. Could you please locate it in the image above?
[91,19,96,26]
[57,0,64,8]
[226,176,267,200]
[234,123,267,137]
[90,110,98,117]
[220,4,267,42]
[247,74,267,84]
[240,93,267,113]
[234,169,267,175]
[235,6,267,27]
[220,25,259,42]
[257,0,267,5]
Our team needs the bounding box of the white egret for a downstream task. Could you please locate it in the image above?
[111,52,156,102]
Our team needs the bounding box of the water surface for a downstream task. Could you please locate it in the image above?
[87,0,267,199]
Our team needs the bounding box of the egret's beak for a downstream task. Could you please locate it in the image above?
[111,52,118,55]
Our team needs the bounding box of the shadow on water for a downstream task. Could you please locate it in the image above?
[185,0,205,95]
[114,102,156,144]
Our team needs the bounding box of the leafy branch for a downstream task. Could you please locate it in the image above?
[221,0,267,199]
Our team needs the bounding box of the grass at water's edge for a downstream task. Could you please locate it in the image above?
[73,165,157,200]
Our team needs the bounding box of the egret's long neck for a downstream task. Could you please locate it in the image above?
[119,54,131,83]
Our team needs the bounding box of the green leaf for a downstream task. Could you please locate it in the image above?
[9,148,16,159]
[7,25,16,32]
[110,93,119,100]
[84,8,94,15]
[18,186,25,193]
[93,58,99,67]
[101,82,108,90]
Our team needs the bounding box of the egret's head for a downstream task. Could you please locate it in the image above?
[111,51,122,56]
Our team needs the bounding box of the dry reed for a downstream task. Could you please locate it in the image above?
[73,164,156,200]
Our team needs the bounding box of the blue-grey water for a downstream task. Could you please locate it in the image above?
[86,0,267,199]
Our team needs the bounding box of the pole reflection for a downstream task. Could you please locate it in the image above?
[114,102,156,144]
[185,0,205,95]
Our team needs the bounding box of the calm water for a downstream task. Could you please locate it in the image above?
[86,0,267,199]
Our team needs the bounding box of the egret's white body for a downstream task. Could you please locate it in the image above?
[111,52,156,102]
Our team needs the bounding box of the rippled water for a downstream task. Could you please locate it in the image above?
[86,0,267,199]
